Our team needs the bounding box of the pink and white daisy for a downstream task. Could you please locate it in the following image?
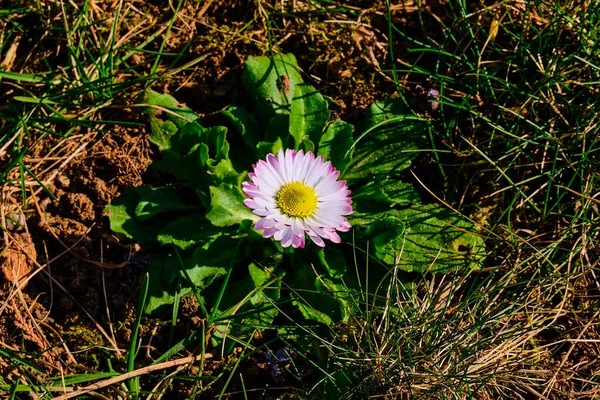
[242,149,353,248]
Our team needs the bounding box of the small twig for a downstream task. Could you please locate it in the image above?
[53,354,213,400]
[555,185,600,205]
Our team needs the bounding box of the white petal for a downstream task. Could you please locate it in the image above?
[285,149,294,182]
[277,150,288,183]
[292,150,305,181]
[306,158,331,187]
[292,234,305,248]
[326,230,341,243]
[253,208,270,217]
[315,179,346,197]
[291,218,306,237]
[307,230,325,247]
[263,227,277,238]
[255,218,275,230]
[244,199,259,209]
[253,196,276,209]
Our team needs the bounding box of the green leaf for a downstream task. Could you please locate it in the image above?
[185,237,232,286]
[352,204,486,273]
[344,100,428,181]
[135,186,200,221]
[288,264,346,325]
[220,105,261,149]
[153,121,208,185]
[318,120,354,172]
[356,98,412,131]
[48,373,120,386]
[173,121,207,154]
[145,237,233,316]
[221,105,260,168]
[151,121,243,196]
[105,186,160,245]
[263,113,291,144]
[242,53,304,125]
[315,247,346,279]
[142,90,200,151]
[211,158,239,186]
[217,263,283,314]
[205,184,256,227]
[352,180,421,212]
[144,252,182,315]
[248,262,281,306]
[211,263,283,352]
[289,83,330,148]
[207,125,229,160]
[256,137,283,159]
[300,138,315,153]
[157,214,224,249]
[314,277,354,321]
[293,298,334,326]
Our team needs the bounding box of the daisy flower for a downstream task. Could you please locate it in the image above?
[242,149,353,248]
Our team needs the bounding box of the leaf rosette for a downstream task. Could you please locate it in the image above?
[105,53,486,347]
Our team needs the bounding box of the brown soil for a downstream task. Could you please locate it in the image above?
[1,233,36,285]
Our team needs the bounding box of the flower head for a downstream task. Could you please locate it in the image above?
[242,149,352,248]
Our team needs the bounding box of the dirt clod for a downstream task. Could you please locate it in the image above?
[1,233,36,286]
[61,192,95,222]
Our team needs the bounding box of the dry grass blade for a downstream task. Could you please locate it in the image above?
[53,353,213,400]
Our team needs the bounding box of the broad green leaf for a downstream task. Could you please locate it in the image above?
[356,98,412,131]
[256,137,283,159]
[220,105,260,149]
[344,100,428,181]
[105,186,160,245]
[248,262,282,306]
[314,277,353,321]
[152,121,243,195]
[217,263,283,314]
[207,125,229,159]
[186,265,227,291]
[242,53,304,125]
[135,186,200,221]
[293,299,334,326]
[205,184,256,227]
[145,238,232,316]
[211,263,283,352]
[352,180,421,212]
[157,214,224,249]
[318,120,354,172]
[221,105,260,167]
[184,237,233,286]
[300,138,315,153]
[165,236,232,289]
[189,236,234,267]
[289,83,330,148]
[153,121,208,187]
[264,113,291,144]
[173,121,207,154]
[315,247,346,278]
[142,90,200,151]
[211,158,238,185]
[288,264,345,325]
[144,252,183,315]
[352,204,485,273]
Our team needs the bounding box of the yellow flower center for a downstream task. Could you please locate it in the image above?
[275,181,318,218]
